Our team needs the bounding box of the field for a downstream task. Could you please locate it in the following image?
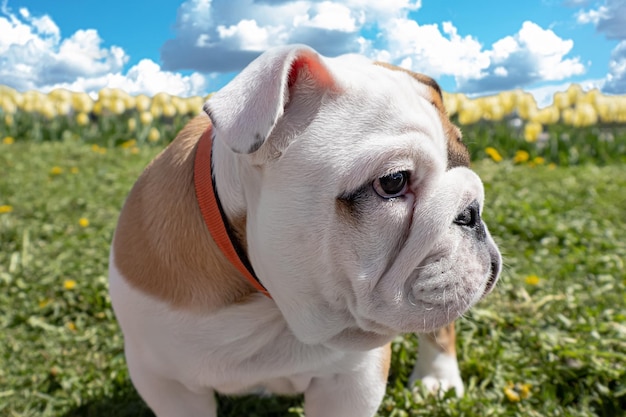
[1,86,625,416]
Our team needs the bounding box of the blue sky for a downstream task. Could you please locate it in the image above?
[1,0,625,106]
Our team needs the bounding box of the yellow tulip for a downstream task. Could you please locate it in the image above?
[148,127,161,142]
[523,122,542,143]
[136,94,151,112]
[140,111,153,125]
[128,118,137,132]
[76,112,89,126]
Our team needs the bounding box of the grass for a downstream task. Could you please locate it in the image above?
[1,139,625,417]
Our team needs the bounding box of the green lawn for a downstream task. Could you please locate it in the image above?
[1,140,625,417]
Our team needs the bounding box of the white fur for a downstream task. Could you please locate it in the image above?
[411,334,464,396]
[110,252,388,417]
[110,44,501,416]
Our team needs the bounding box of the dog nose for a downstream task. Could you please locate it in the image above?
[453,200,486,241]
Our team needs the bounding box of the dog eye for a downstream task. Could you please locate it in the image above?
[454,201,479,227]
[373,171,409,199]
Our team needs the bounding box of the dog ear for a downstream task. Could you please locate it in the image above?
[204,45,335,154]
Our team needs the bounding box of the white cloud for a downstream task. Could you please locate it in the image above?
[0,4,209,96]
[454,21,585,93]
[577,0,626,39]
[162,1,586,95]
[161,0,422,72]
[44,59,208,97]
[603,40,626,93]
[577,0,626,93]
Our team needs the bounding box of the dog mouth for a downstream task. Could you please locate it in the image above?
[481,248,502,299]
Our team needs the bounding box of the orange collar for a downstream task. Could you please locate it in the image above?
[194,126,272,299]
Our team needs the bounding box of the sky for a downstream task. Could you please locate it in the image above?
[1,0,625,107]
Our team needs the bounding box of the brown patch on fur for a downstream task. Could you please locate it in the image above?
[379,342,392,382]
[374,62,470,169]
[112,114,256,311]
[423,323,457,356]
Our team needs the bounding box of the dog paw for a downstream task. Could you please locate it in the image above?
[410,371,464,397]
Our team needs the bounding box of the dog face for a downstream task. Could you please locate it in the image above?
[207,45,501,347]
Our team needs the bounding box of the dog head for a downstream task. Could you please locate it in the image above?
[206,45,501,347]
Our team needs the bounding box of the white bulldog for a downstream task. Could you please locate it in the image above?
[108,44,501,417]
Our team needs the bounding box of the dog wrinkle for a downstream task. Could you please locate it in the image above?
[112,114,256,311]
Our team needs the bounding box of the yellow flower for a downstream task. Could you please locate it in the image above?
[139,111,153,125]
[485,147,503,163]
[548,163,557,170]
[78,217,89,228]
[3,136,15,145]
[121,139,137,149]
[91,144,107,154]
[130,146,140,154]
[524,121,542,142]
[127,118,137,132]
[525,275,540,285]
[504,382,532,402]
[63,279,77,290]
[38,298,51,308]
[66,321,77,331]
[504,386,521,402]
[148,127,161,142]
[50,166,64,175]
[533,156,545,165]
[76,112,89,126]
[0,205,13,214]
[70,167,79,174]
[513,150,530,164]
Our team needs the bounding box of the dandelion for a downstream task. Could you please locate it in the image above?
[66,321,77,331]
[504,382,532,402]
[121,139,137,149]
[130,146,140,155]
[513,150,530,164]
[148,127,161,142]
[63,279,77,290]
[91,144,107,154]
[3,136,14,145]
[76,112,89,126]
[70,167,79,174]
[533,156,545,165]
[78,217,89,228]
[50,166,64,176]
[0,205,13,214]
[485,147,503,163]
[525,275,540,285]
[38,299,51,308]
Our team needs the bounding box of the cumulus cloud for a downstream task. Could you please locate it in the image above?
[577,0,626,39]
[162,0,585,95]
[455,21,585,93]
[160,0,421,72]
[577,0,626,93]
[602,40,626,93]
[0,3,208,96]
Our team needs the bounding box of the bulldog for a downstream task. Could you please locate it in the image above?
[108,44,501,417]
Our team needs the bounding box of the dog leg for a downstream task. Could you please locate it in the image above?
[410,323,464,396]
[126,354,217,417]
[304,345,390,417]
